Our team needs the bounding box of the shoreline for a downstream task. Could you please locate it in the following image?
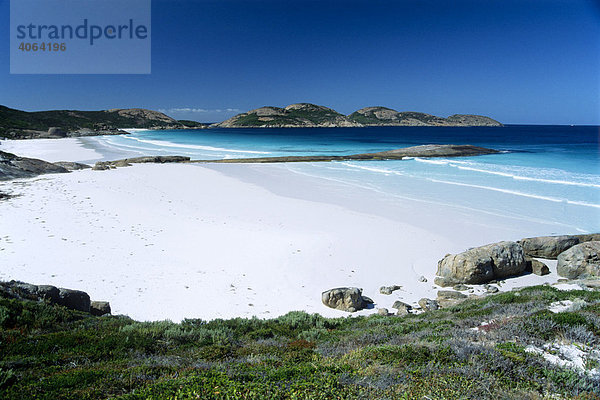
[0,138,570,321]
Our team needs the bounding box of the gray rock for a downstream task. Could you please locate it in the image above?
[418,298,439,311]
[452,284,469,291]
[557,241,600,279]
[57,288,91,312]
[418,276,427,282]
[486,285,499,293]
[90,301,111,316]
[377,308,389,316]
[0,151,69,181]
[519,235,580,259]
[52,161,91,171]
[379,285,401,295]
[47,127,67,137]
[321,287,372,312]
[437,290,468,308]
[92,162,110,171]
[36,285,60,302]
[527,258,550,276]
[435,241,527,286]
[391,300,412,315]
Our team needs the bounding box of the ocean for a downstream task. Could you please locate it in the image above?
[88,125,600,234]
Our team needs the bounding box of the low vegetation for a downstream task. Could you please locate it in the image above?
[1,285,599,399]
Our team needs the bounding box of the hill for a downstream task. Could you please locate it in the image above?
[213,103,362,128]
[0,105,208,139]
[348,106,503,127]
[214,104,503,128]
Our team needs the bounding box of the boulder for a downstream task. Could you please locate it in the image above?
[90,301,111,316]
[557,241,600,279]
[526,258,550,276]
[418,276,427,282]
[36,285,60,302]
[47,127,67,137]
[92,162,110,171]
[519,235,580,259]
[418,298,439,311]
[57,288,91,312]
[437,290,468,308]
[377,308,389,316]
[321,287,373,312]
[379,285,401,295]
[452,284,469,291]
[392,300,412,315]
[435,241,526,286]
[485,285,499,293]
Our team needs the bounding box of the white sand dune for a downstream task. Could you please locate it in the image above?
[0,138,564,321]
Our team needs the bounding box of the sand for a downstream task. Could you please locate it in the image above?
[0,138,565,321]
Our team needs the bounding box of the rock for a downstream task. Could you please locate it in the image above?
[578,280,600,290]
[377,308,389,316]
[485,285,499,293]
[36,285,60,302]
[418,276,427,282]
[92,162,110,171]
[0,151,69,180]
[526,258,550,276]
[321,287,372,312]
[90,301,111,316]
[52,161,91,171]
[437,290,468,308]
[392,300,412,315]
[418,298,439,311]
[452,284,469,291]
[557,241,600,279]
[435,241,527,286]
[57,288,91,312]
[112,160,132,168]
[519,235,581,259]
[379,285,401,295]
[47,127,67,137]
[437,290,468,300]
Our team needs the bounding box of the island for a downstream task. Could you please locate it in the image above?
[213,103,503,128]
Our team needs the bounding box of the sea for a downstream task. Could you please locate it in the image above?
[88,125,600,234]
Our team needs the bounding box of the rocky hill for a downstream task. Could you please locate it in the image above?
[348,106,503,127]
[213,103,362,128]
[0,105,208,139]
[214,104,502,128]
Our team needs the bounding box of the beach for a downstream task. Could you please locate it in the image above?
[0,137,570,321]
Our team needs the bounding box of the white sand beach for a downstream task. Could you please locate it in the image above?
[0,138,566,321]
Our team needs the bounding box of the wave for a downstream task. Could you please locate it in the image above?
[427,178,600,208]
[122,136,270,155]
[339,162,403,175]
[413,157,600,188]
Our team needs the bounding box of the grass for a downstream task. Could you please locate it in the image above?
[1,285,599,399]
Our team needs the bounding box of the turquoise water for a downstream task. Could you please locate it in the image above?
[91,125,600,233]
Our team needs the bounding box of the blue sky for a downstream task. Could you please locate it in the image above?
[1,0,599,124]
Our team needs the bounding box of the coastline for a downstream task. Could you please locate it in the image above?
[0,138,569,321]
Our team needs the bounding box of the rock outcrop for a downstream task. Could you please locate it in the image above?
[196,144,499,164]
[0,281,110,315]
[435,241,527,286]
[0,150,69,180]
[557,241,600,279]
[519,234,600,259]
[93,155,191,171]
[379,285,401,295]
[321,287,373,312]
[53,161,91,171]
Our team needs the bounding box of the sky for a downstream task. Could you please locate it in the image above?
[0,0,599,124]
